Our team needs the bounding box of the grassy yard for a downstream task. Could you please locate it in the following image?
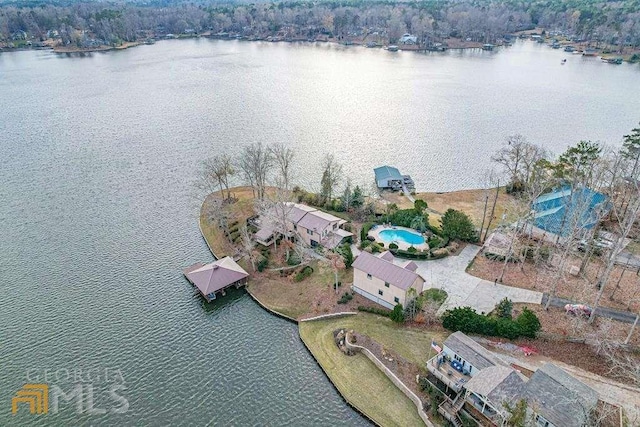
[299,313,445,426]
[415,187,512,230]
[247,261,356,320]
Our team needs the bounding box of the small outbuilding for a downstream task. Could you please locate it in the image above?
[374,165,403,189]
[183,257,249,302]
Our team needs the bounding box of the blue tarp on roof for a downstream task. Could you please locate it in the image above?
[374,166,402,182]
[532,186,609,236]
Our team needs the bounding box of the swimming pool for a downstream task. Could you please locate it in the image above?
[378,229,425,246]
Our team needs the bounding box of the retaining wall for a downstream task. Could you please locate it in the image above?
[345,333,435,427]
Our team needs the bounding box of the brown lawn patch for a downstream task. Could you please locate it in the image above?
[468,253,640,314]
[415,187,513,230]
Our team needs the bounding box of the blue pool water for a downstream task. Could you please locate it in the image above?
[378,229,425,245]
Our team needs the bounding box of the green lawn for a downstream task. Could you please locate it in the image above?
[299,313,446,426]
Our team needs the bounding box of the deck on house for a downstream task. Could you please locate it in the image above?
[426,356,470,394]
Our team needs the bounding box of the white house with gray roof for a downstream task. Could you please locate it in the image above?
[352,251,424,309]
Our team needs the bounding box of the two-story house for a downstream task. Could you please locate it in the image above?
[352,251,424,309]
[253,203,353,249]
[427,332,598,427]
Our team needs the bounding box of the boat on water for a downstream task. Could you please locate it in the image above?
[603,57,623,64]
[561,58,567,64]
[564,46,575,52]
[583,48,598,56]
[482,43,494,51]
[387,45,399,52]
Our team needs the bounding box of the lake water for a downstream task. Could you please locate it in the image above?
[0,38,639,425]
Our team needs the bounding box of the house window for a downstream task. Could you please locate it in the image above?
[367,274,372,279]
[394,297,399,303]
[333,223,337,229]
[378,290,383,296]
[535,415,550,427]
[384,282,390,288]
[293,224,297,230]
[307,229,313,236]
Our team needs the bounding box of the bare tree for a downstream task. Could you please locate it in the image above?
[238,225,257,271]
[491,135,548,190]
[269,142,295,190]
[320,153,343,203]
[237,142,273,200]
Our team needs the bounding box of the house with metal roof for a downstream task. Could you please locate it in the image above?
[183,257,249,302]
[352,251,424,309]
[531,185,609,237]
[374,165,403,189]
[426,332,599,427]
[374,165,415,191]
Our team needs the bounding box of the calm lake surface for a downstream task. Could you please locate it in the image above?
[1,39,639,425]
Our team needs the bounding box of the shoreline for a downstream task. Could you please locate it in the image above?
[197,194,431,426]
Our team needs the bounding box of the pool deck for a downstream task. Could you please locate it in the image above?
[368,225,430,251]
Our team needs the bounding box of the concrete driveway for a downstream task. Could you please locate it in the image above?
[411,245,543,314]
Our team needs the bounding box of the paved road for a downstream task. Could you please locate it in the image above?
[542,294,639,324]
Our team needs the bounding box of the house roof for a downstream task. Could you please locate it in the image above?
[374,165,402,182]
[353,251,423,290]
[185,257,249,296]
[524,363,598,427]
[443,332,506,371]
[532,186,609,236]
[465,366,525,407]
[286,203,317,223]
[379,251,395,262]
[402,261,418,272]
[298,211,332,231]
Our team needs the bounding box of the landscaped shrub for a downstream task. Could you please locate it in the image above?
[294,265,314,282]
[361,222,375,242]
[337,292,353,304]
[257,257,269,272]
[389,243,399,250]
[369,242,383,253]
[366,235,376,242]
[423,288,448,305]
[440,209,478,242]
[521,246,551,261]
[441,306,541,340]
[428,235,445,249]
[357,306,390,317]
[407,246,417,253]
[336,243,354,268]
[495,298,513,319]
[516,307,541,338]
[392,249,429,260]
[384,208,429,230]
[287,253,301,266]
[430,248,449,259]
[390,304,405,323]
